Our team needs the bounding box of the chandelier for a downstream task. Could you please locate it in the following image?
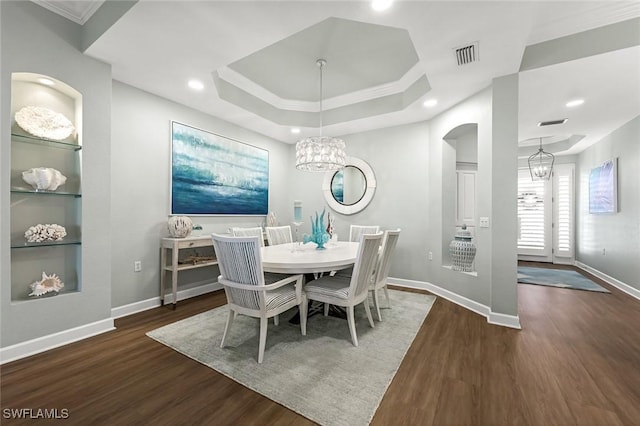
[295,59,346,172]
[528,137,555,180]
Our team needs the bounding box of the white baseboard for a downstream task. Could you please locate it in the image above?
[0,282,224,364]
[111,297,162,319]
[0,318,115,365]
[575,261,640,301]
[111,281,222,319]
[388,277,521,329]
[488,312,522,329]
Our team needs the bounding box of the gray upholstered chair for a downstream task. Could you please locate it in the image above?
[304,232,382,346]
[265,225,293,246]
[370,229,401,321]
[211,233,307,363]
[231,226,265,247]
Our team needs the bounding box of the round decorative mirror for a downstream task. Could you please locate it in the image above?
[323,157,376,215]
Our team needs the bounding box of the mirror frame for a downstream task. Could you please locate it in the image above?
[322,156,376,215]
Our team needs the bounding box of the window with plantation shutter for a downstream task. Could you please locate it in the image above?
[517,168,552,259]
[553,164,574,260]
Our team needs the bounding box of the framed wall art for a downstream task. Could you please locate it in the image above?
[171,121,269,215]
[588,158,617,214]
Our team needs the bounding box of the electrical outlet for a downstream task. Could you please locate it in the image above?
[479,217,490,228]
[428,251,433,261]
[134,261,142,272]
[602,248,606,256]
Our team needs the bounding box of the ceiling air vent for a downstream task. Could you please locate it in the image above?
[455,42,479,66]
[538,118,568,127]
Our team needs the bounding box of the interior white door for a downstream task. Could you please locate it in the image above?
[517,168,552,261]
[456,170,476,227]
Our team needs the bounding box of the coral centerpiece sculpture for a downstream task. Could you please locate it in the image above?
[303,209,331,250]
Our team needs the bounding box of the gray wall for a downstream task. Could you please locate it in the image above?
[110,81,293,307]
[1,1,112,346]
[577,116,640,289]
[317,121,431,281]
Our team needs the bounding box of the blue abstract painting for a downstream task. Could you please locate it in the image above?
[589,159,617,214]
[171,122,269,215]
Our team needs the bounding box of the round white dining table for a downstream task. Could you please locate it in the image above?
[261,241,359,274]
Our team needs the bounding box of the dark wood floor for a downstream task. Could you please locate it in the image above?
[2,263,639,425]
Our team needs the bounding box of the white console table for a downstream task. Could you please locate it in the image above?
[160,235,218,309]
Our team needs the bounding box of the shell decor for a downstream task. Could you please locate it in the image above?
[15,106,75,141]
[28,271,64,297]
[168,216,193,238]
[22,167,67,191]
[24,223,67,243]
[266,211,278,227]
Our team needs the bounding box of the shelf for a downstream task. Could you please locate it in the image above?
[11,133,81,151]
[11,288,81,304]
[164,259,218,272]
[11,188,82,197]
[11,240,82,249]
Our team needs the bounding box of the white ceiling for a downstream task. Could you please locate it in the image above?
[35,1,640,155]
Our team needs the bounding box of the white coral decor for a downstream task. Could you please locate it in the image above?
[22,167,67,191]
[24,224,67,243]
[15,106,75,140]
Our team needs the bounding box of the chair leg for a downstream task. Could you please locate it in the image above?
[383,285,391,308]
[274,314,279,326]
[300,297,308,336]
[363,299,375,328]
[346,306,358,347]
[258,316,268,364]
[220,309,235,348]
[372,288,382,321]
[324,303,330,316]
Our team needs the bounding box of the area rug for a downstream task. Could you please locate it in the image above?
[518,266,609,293]
[147,290,435,426]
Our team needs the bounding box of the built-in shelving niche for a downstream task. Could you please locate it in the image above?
[10,73,83,302]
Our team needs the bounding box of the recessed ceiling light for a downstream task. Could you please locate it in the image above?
[291,128,301,134]
[566,99,585,107]
[372,0,393,11]
[423,99,438,107]
[38,78,55,86]
[187,79,204,91]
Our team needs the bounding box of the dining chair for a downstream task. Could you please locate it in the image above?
[265,225,293,246]
[370,229,401,321]
[349,225,380,242]
[232,226,265,247]
[304,232,382,347]
[211,233,307,363]
[332,225,381,280]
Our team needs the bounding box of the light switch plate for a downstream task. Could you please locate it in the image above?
[479,217,490,228]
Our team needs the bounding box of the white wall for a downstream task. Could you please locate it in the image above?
[110,81,293,307]
[577,116,640,290]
